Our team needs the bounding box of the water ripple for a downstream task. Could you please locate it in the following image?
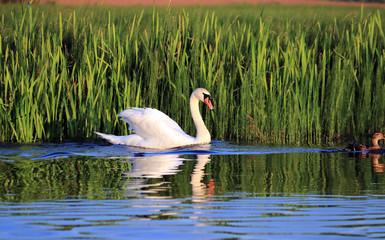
[1,195,384,239]
[0,141,340,160]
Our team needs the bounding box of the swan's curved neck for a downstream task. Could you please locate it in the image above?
[190,95,211,144]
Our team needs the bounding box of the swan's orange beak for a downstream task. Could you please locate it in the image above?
[204,97,214,110]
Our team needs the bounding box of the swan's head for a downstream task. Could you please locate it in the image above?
[192,88,214,110]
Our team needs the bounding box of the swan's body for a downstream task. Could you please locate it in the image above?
[95,88,214,149]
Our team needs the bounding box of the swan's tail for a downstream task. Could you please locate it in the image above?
[95,132,127,145]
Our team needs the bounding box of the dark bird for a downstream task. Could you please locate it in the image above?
[345,133,385,152]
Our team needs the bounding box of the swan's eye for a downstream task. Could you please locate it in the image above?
[203,93,212,101]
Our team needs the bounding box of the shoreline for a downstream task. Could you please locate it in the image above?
[33,0,385,7]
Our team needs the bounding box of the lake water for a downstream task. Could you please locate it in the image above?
[1,141,385,239]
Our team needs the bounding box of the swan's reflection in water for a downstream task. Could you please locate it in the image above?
[121,149,213,225]
[128,154,185,179]
[190,154,213,201]
[122,146,212,199]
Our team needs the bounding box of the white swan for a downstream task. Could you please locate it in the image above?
[95,88,214,149]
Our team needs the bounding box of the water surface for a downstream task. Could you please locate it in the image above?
[1,141,385,239]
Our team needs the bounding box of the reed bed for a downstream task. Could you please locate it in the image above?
[1,4,385,145]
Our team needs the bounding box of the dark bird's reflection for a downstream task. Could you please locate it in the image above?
[371,153,385,173]
[347,151,385,173]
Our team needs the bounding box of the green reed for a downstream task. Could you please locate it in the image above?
[1,4,385,145]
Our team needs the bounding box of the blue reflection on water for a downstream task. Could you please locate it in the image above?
[1,140,338,160]
[0,195,384,239]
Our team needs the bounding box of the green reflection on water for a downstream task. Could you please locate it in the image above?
[0,157,131,202]
[1,152,385,202]
[209,153,385,196]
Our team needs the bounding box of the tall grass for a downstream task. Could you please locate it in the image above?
[1,4,385,145]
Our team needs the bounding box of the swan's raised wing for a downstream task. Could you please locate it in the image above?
[118,108,194,144]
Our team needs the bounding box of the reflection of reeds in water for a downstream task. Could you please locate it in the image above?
[1,6,385,145]
[0,156,132,202]
[208,152,385,196]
